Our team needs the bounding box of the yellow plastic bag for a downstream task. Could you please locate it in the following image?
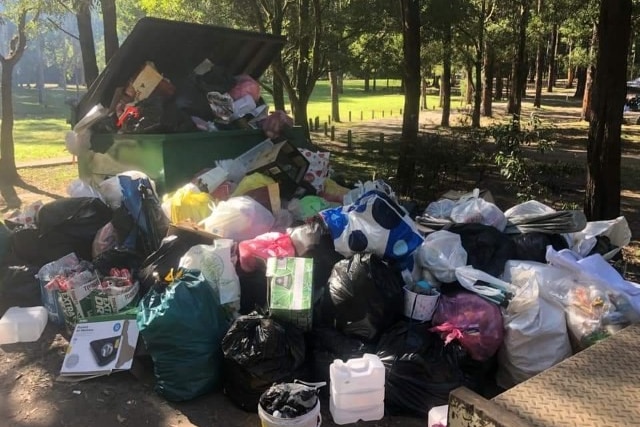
[231,173,276,197]
[162,184,213,223]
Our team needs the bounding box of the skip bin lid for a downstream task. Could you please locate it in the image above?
[76,17,286,120]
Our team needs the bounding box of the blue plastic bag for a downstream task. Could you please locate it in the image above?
[137,269,229,401]
[320,190,423,262]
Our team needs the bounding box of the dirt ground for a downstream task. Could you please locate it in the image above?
[2,89,640,427]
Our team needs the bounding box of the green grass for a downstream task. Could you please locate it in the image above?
[6,79,458,162]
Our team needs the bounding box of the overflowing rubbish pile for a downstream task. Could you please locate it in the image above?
[2,17,640,427]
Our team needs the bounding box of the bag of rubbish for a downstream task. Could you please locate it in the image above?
[200,196,275,242]
[238,232,295,273]
[567,216,632,260]
[417,230,467,283]
[455,266,517,307]
[221,314,306,411]
[179,240,241,318]
[36,197,113,261]
[327,253,405,341]
[262,110,294,139]
[449,189,507,231]
[288,196,332,222]
[504,200,555,218]
[66,179,104,200]
[137,269,228,401]
[0,221,9,266]
[424,199,456,219]
[0,265,41,308]
[161,183,213,224]
[376,322,465,417]
[497,261,572,388]
[320,190,423,262]
[431,292,504,362]
[448,223,516,277]
[259,382,321,418]
[509,232,568,263]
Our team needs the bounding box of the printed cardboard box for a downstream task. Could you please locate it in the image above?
[266,257,313,331]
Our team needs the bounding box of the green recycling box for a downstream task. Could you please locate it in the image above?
[266,257,314,331]
[75,17,312,194]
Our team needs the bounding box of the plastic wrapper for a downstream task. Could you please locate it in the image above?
[449,189,507,231]
[200,196,275,242]
[431,292,504,362]
[207,91,235,123]
[320,190,423,262]
[66,179,104,200]
[504,200,555,218]
[568,216,632,260]
[221,314,305,411]
[343,180,396,205]
[92,222,118,259]
[417,230,467,283]
[228,74,261,101]
[327,253,405,341]
[6,201,43,228]
[238,232,295,273]
[259,383,320,418]
[288,196,331,221]
[231,173,276,197]
[137,269,228,401]
[161,183,213,224]
[261,110,294,139]
[455,266,516,306]
[287,222,324,256]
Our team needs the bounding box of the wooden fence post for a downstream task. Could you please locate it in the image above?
[347,130,352,149]
[330,125,335,141]
[379,133,384,154]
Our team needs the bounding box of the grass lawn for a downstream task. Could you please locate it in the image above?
[6,80,458,162]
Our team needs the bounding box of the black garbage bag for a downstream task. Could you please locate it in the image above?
[0,265,41,308]
[309,327,376,392]
[121,95,196,134]
[93,248,142,277]
[510,232,568,263]
[376,322,466,417]
[221,314,306,411]
[259,383,320,418]
[327,253,404,342]
[138,234,204,295]
[448,223,516,277]
[237,265,268,315]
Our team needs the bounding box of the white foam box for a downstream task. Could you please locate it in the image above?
[0,307,48,345]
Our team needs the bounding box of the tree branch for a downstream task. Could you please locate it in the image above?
[47,17,79,40]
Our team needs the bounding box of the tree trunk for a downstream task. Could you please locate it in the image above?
[582,24,598,120]
[483,43,494,116]
[495,67,503,100]
[373,75,377,91]
[566,41,574,88]
[290,96,310,137]
[422,77,428,110]
[574,66,586,98]
[37,37,46,106]
[397,0,421,195]
[465,64,474,105]
[329,65,341,122]
[533,0,545,108]
[76,1,99,88]
[441,7,452,127]
[508,0,530,123]
[585,0,632,221]
[101,0,119,65]
[272,66,285,111]
[546,24,558,92]
[1,64,18,181]
[364,74,370,92]
[472,0,486,128]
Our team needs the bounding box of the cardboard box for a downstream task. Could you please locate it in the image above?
[167,222,220,245]
[59,319,139,381]
[266,257,313,331]
[248,141,310,199]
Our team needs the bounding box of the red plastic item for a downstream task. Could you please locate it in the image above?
[116,105,140,128]
[238,232,296,272]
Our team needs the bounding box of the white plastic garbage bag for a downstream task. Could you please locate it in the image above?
[417,231,467,283]
[66,179,105,201]
[504,200,555,218]
[200,196,275,242]
[179,240,241,311]
[424,199,456,219]
[497,261,572,388]
[567,216,632,260]
[449,189,507,231]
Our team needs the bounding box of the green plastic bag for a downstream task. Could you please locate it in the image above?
[137,269,229,401]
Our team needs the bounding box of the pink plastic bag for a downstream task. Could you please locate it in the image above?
[262,111,294,139]
[92,222,118,258]
[228,74,261,101]
[238,232,295,272]
[431,292,504,361]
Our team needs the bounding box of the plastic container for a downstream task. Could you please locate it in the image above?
[329,354,385,395]
[329,384,384,409]
[258,400,321,427]
[428,404,448,427]
[0,307,48,345]
[403,285,440,321]
[329,398,384,425]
